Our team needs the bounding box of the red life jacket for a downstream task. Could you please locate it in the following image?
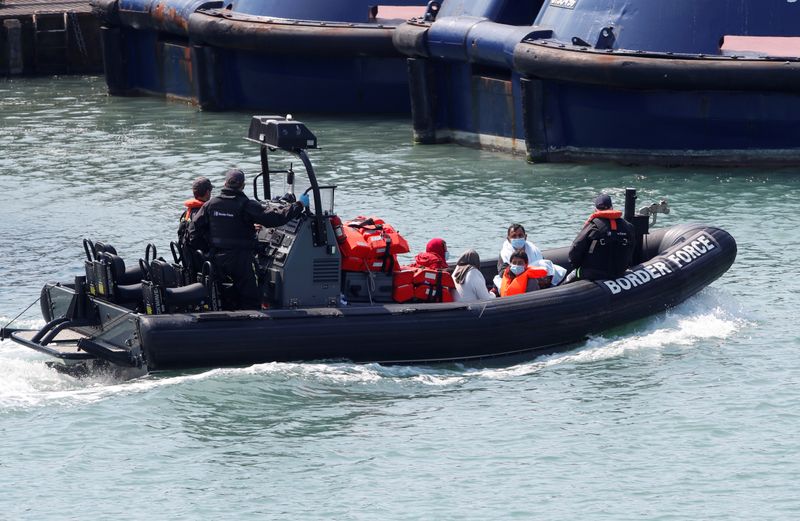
[500,266,549,297]
[584,209,623,230]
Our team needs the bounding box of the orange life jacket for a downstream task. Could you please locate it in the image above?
[392,269,415,303]
[339,216,410,273]
[500,266,549,297]
[584,209,623,230]
[180,198,206,222]
[390,268,455,303]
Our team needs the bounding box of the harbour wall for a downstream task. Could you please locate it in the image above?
[1,0,103,75]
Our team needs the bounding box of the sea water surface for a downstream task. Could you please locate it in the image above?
[1,77,798,520]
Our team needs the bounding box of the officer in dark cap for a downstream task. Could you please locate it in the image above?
[177,176,213,246]
[565,193,635,283]
[187,168,305,309]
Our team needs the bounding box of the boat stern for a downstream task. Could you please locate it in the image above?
[2,277,148,376]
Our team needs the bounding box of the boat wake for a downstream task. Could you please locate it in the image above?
[475,288,745,380]
[0,288,746,410]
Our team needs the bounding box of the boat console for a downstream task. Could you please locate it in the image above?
[257,216,341,308]
[248,115,342,309]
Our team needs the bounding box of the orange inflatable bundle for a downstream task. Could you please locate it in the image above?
[339,216,410,273]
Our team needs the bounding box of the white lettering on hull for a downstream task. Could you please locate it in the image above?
[603,233,717,295]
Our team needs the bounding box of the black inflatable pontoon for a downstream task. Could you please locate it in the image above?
[1,117,736,377]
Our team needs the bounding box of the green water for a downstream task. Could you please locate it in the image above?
[1,77,799,520]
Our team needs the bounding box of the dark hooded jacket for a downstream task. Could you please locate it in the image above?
[188,187,302,251]
[568,210,635,280]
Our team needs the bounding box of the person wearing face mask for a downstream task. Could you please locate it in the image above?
[497,223,543,275]
[407,237,449,270]
[499,251,549,297]
[495,223,568,287]
[452,249,495,302]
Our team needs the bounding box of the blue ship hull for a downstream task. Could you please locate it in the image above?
[96,0,426,112]
[395,0,800,166]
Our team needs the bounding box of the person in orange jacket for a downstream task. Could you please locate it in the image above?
[499,251,549,297]
[177,176,213,245]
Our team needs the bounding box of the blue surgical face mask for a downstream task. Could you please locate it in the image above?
[510,238,526,250]
[444,251,450,262]
[509,264,525,276]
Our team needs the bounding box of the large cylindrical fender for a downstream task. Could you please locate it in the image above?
[188,10,400,57]
[393,21,430,58]
[513,41,800,93]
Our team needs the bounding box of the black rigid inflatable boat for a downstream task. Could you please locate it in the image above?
[1,117,737,377]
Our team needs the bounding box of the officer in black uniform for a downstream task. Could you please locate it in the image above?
[566,194,635,282]
[187,168,305,309]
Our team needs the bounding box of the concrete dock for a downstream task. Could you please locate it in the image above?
[1,0,102,75]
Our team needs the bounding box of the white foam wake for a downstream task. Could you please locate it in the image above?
[475,289,745,379]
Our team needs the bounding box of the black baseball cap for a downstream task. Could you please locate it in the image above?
[594,194,612,210]
[224,168,245,189]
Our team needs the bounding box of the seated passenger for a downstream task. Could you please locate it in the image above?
[177,176,213,246]
[494,224,567,288]
[452,249,495,303]
[498,224,543,273]
[499,251,549,297]
[407,238,449,270]
[533,259,565,288]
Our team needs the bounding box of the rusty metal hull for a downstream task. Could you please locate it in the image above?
[95,0,424,111]
[188,10,399,57]
[514,42,800,165]
[394,0,800,166]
